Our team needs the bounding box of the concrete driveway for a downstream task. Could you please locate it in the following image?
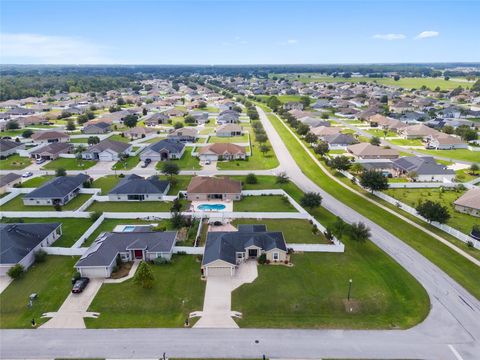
[41,279,103,329]
[0,276,13,294]
[193,260,258,328]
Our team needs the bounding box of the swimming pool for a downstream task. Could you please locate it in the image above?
[197,204,226,211]
[122,225,136,232]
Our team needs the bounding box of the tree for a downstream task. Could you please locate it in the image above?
[116,97,126,106]
[7,264,25,280]
[472,79,480,92]
[380,95,388,104]
[443,125,454,134]
[170,211,186,229]
[5,121,19,130]
[332,216,348,240]
[470,163,479,175]
[329,155,351,171]
[184,115,197,124]
[359,170,389,192]
[245,173,258,184]
[22,129,33,138]
[255,133,268,143]
[259,144,270,155]
[296,123,310,136]
[350,163,364,175]
[304,132,317,144]
[370,136,381,146]
[444,76,450,81]
[161,161,180,180]
[123,114,138,128]
[142,108,148,116]
[349,222,371,242]
[88,136,100,145]
[66,119,76,131]
[266,96,281,111]
[314,141,329,156]
[393,75,400,81]
[77,114,89,125]
[134,261,154,289]
[276,171,289,184]
[170,198,183,212]
[173,122,183,129]
[300,96,311,108]
[198,101,207,109]
[55,168,66,177]
[300,192,322,208]
[416,200,451,224]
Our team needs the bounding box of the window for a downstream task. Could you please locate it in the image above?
[273,252,279,261]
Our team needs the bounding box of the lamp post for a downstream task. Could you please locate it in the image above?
[347,279,353,301]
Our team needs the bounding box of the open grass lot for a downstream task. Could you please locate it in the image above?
[112,155,140,170]
[91,175,122,194]
[416,149,480,163]
[0,154,32,170]
[155,152,201,171]
[234,195,297,212]
[257,95,304,103]
[0,256,78,328]
[107,134,131,143]
[164,175,192,195]
[208,135,249,143]
[70,138,88,143]
[384,188,479,235]
[455,168,479,182]
[263,109,480,299]
[217,143,279,170]
[141,136,166,144]
[389,138,424,146]
[86,199,188,213]
[0,217,93,247]
[19,175,54,187]
[0,193,91,212]
[366,129,397,138]
[232,218,329,244]
[86,255,205,328]
[42,157,96,170]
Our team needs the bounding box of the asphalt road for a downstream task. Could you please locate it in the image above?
[0,107,479,359]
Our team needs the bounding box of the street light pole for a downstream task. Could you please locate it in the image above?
[347,279,353,301]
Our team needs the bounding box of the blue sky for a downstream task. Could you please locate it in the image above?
[0,1,478,64]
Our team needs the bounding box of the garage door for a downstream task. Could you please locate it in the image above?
[79,267,109,278]
[206,266,233,277]
[99,153,114,161]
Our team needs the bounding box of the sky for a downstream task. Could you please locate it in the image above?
[0,0,479,65]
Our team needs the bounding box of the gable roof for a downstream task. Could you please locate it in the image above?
[26,174,89,199]
[31,142,71,155]
[0,139,22,152]
[84,122,111,130]
[393,156,455,176]
[453,188,480,210]
[187,176,242,194]
[109,174,169,195]
[199,143,246,155]
[323,133,358,145]
[31,131,69,141]
[144,139,185,154]
[0,172,21,187]
[86,139,130,154]
[347,143,399,157]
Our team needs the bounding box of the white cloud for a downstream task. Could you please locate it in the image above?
[415,30,440,39]
[287,39,298,44]
[372,33,406,41]
[0,33,114,64]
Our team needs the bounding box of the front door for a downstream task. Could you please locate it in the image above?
[134,250,143,259]
[248,249,258,258]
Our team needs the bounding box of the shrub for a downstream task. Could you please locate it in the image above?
[153,257,170,265]
[258,253,267,265]
[90,211,102,222]
[7,264,25,279]
[53,203,62,211]
[34,249,47,263]
[245,173,258,184]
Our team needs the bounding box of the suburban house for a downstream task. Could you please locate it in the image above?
[124,126,156,139]
[82,139,131,161]
[144,112,170,126]
[202,224,287,277]
[23,173,90,206]
[399,124,437,139]
[75,229,177,278]
[453,188,480,217]
[82,122,111,134]
[189,111,209,125]
[311,126,341,138]
[217,110,240,124]
[283,102,304,111]
[167,127,198,143]
[163,108,185,117]
[108,174,170,201]
[186,176,242,201]
[31,131,69,144]
[215,123,243,137]
[0,139,24,158]
[30,142,72,160]
[198,143,247,161]
[0,222,62,276]
[425,133,468,150]
[140,139,185,162]
[0,172,21,194]
[347,143,400,159]
[323,133,358,148]
[392,156,456,182]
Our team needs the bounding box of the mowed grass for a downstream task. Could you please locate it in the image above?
[86,199,188,213]
[389,138,424,146]
[19,175,54,187]
[107,134,131,143]
[208,135,249,143]
[0,154,32,170]
[42,157,96,170]
[384,188,479,235]
[155,152,201,171]
[0,193,91,211]
[217,143,278,170]
[232,218,329,244]
[416,149,480,163]
[91,175,122,194]
[233,195,297,212]
[86,255,205,328]
[0,256,78,328]
[0,217,94,247]
[164,175,192,195]
[112,155,140,170]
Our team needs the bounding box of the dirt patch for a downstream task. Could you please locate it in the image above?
[343,299,361,313]
[110,262,133,279]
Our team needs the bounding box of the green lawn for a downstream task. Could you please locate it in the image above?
[91,175,122,194]
[455,168,479,182]
[257,95,304,104]
[20,175,54,187]
[86,255,205,328]
[156,152,201,171]
[217,143,278,170]
[86,199,188,213]
[208,135,249,143]
[384,188,479,235]
[112,155,139,170]
[234,195,297,212]
[264,109,480,299]
[0,154,32,170]
[108,134,131,143]
[416,149,480,163]
[69,138,89,143]
[42,158,96,170]
[0,193,91,212]
[0,256,78,328]
[165,175,192,195]
[232,218,329,244]
[0,129,24,137]
[389,138,424,146]
[366,129,397,138]
[141,136,166,144]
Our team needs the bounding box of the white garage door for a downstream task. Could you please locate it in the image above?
[79,267,109,278]
[99,153,114,162]
[206,266,233,277]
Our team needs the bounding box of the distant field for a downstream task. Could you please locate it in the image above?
[257,95,304,103]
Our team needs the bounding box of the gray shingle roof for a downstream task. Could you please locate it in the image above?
[0,139,22,152]
[144,139,185,154]
[86,139,130,154]
[109,174,169,195]
[0,222,60,264]
[0,172,21,187]
[26,174,89,199]
[393,156,455,176]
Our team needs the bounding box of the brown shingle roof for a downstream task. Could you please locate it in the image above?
[187,176,242,194]
[199,143,246,155]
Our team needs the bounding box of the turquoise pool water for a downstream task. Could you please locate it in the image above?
[197,204,226,211]
[122,225,136,232]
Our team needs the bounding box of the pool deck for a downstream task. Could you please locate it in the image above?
[191,200,233,212]
[112,224,158,232]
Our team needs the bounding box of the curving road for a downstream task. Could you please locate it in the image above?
[0,107,479,360]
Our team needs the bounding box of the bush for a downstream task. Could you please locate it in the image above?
[55,168,67,177]
[34,249,47,263]
[245,173,258,184]
[153,257,170,265]
[53,203,62,211]
[90,211,102,222]
[258,253,267,265]
[7,264,25,279]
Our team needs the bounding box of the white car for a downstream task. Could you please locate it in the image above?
[22,171,33,178]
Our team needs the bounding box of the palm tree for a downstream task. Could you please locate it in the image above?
[349,222,371,242]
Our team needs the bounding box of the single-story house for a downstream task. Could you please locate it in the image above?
[108,174,169,201]
[283,102,304,111]
[23,173,90,206]
[31,131,69,144]
[75,229,177,278]
[163,108,185,117]
[82,122,111,134]
[0,172,21,194]
[311,126,341,138]
[425,134,468,150]
[217,110,240,125]
[30,142,72,160]
[392,156,456,182]
[82,139,131,161]
[198,143,246,161]
[144,112,170,126]
[215,124,243,137]
[453,188,480,217]
[323,133,358,148]
[190,111,209,125]
[202,224,287,277]
[123,126,156,139]
[347,143,400,159]
[0,222,62,276]
[167,127,198,143]
[0,139,24,158]
[140,139,185,162]
[187,176,242,201]
[399,124,438,139]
